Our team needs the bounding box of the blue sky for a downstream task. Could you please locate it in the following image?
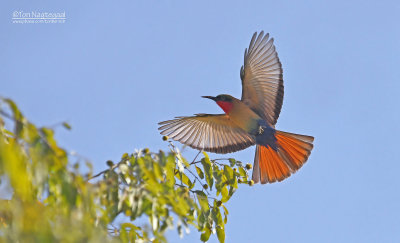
[2,1,400,242]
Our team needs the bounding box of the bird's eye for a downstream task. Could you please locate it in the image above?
[220,96,225,101]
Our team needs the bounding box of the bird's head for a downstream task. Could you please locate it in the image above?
[202,94,234,114]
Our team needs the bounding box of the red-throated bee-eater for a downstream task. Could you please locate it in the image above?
[159,31,314,184]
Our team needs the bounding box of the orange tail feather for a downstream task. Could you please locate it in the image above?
[252,131,314,184]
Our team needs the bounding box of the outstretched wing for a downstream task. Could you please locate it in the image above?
[240,31,284,126]
[158,114,255,154]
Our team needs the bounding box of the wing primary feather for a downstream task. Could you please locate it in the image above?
[250,35,270,63]
[248,33,263,57]
[171,122,193,141]
[248,32,258,52]
[180,120,198,144]
[162,121,187,137]
[195,121,207,149]
[215,124,225,153]
[190,120,203,147]
[248,32,268,58]
[208,124,216,149]
[252,47,277,69]
[204,123,211,149]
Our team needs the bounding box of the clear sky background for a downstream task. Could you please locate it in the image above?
[2,1,400,242]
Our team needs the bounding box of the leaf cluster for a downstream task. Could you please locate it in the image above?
[0,98,253,242]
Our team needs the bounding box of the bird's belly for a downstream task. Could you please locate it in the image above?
[255,124,277,150]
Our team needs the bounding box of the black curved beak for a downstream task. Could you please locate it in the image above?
[202,96,217,101]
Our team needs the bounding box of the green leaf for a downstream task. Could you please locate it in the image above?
[200,227,211,242]
[212,207,223,225]
[232,176,238,189]
[228,158,236,166]
[121,152,129,159]
[181,156,190,168]
[222,205,229,216]
[216,226,225,243]
[198,210,206,230]
[194,190,209,211]
[62,122,71,130]
[223,165,234,184]
[239,167,247,179]
[152,160,163,180]
[3,98,24,137]
[211,206,226,242]
[175,172,193,189]
[222,205,229,224]
[221,186,229,203]
[3,98,21,119]
[165,154,176,187]
[201,152,213,189]
[195,165,204,179]
[213,165,224,194]
[120,223,139,242]
[228,186,237,198]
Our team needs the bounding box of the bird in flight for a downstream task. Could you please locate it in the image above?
[159,31,314,184]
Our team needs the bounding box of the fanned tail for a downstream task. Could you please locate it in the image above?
[252,130,314,184]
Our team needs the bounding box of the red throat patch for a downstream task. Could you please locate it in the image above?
[216,101,233,114]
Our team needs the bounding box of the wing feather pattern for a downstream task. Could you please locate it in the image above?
[159,114,255,154]
[240,31,284,126]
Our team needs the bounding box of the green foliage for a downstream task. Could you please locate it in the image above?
[0,98,252,242]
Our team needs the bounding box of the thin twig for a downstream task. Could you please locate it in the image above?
[87,160,124,181]
[184,167,210,195]
[192,160,225,167]
[190,150,202,165]
[0,110,15,121]
[175,184,217,202]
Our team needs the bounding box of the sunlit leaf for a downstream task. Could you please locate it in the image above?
[195,165,204,179]
[201,153,213,189]
[223,165,234,184]
[175,172,193,189]
[239,167,247,179]
[221,186,229,203]
[165,154,176,187]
